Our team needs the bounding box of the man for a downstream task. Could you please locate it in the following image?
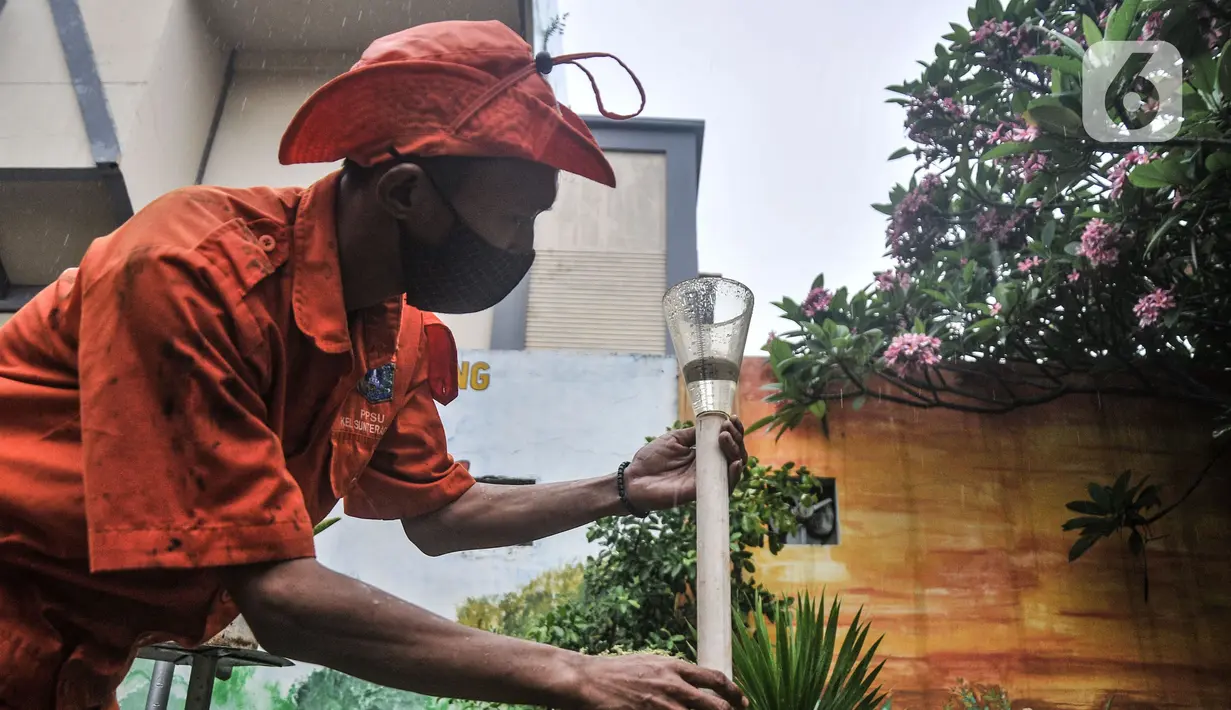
[0,19,748,710]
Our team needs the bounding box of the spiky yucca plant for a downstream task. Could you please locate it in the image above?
[732,592,888,710]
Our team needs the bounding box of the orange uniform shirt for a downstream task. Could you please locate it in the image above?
[0,172,474,709]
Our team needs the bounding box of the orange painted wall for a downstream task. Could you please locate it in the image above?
[726,356,1231,710]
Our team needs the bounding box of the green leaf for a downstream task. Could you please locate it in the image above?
[1129,157,1190,188]
[871,202,895,216]
[888,147,913,161]
[980,141,1036,162]
[1023,54,1083,77]
[1041,219,1057,247]
[1062,516,1111,532]
[744,414,777,434]
[1104,0,1141,43]
[1128,528,1145,556]
[1145,212,1182,255]
[1112,470,1131,506]
[1068,534,1101,562]
[851,395,867,411]
[1191,53,1218,95]
[811,273,826,291]
[1024,98,1085,136]
[1206,151,1231,174]
[769,338,793,367]
[313,516,341,535]
[1088,482,1112,510]
[808,401,828,420]
[948,22,971,45]
[1064,240,1082,256]
[1219,40,1231,99]
[1041,25,1087,58]
[1065,499,1106,515]
[1082,15,1102,45]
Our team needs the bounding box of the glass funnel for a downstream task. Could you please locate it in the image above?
[663,276,755,417]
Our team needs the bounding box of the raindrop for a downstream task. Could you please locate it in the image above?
[240,96,248,113]
[357,9,363,21]
[342,16,347,28]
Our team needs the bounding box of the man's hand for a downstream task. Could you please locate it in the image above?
[571,654,746,710]
[219,559,745,709]
[623,416,748,513]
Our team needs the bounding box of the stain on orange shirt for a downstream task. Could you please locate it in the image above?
[0,171,474,709]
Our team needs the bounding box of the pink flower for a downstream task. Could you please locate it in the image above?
[1017,256,1044,273]
[1067,271,1081,283]
[975,208,1031,244]
[883,333,943,375]
[906,92,966,145]
[886,174,945,256]
[1133,288,1176,328]
[1197,5,1227,50]
[767,331,777,344]
[973,20,999,43]
[801,287,833,317]
[1142,12,1164,40]
[1172,190,1185,209]
[875,269,911,291]
[974,20,1036,57]
[987,121,1038,146]
[1014,152,1049,182]
[1078,218,1122,268]
[1062,20,1089,49]
[1109,150,1153,200]
[990,302,1002,316]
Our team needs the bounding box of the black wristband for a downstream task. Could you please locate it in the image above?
[616,461,649,518]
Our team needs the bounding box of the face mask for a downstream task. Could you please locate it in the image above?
[397,209,536,315]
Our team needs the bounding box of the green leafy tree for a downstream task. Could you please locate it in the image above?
[750,0,1231,600]
[458,422,826,659]
[456,564,584,638]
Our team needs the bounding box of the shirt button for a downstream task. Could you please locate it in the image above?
[257,235,277,252]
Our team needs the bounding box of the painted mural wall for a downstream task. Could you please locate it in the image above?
[735,357,1231,710]
[115,349,679,709]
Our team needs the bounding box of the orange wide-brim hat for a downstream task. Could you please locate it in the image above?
[278,19,645,188]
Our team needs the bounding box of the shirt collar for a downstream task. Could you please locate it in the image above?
[290,171,353,355]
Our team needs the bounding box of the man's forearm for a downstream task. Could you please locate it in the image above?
[227,559,582,706]
[402,475,624,555]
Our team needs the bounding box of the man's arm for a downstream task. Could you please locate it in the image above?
[401,476,623,556]
[402,421,747,556]
[221,558,744,710]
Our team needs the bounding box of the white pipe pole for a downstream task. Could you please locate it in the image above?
[695,411,732,679]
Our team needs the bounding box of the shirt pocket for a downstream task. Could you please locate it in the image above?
[327,358,408,497]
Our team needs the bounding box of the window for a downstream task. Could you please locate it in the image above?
[782,478,839,546]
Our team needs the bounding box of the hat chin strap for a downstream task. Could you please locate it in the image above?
[449,51,646,134]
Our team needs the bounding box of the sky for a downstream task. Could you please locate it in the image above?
[553,0,976,352]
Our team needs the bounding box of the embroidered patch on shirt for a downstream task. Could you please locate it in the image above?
[357,363,396,404]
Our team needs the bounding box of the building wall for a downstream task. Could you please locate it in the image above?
[100,0,228,211]
[525,151,668,353]
[114,348,680,705]
[737,358,1231,710]
[0,0,93,168]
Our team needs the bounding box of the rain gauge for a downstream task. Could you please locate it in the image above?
[663,276,754,679]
